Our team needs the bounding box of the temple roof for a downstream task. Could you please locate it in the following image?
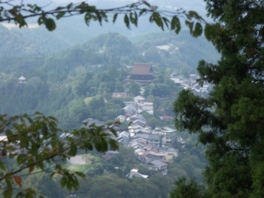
[129,63,154,75]
[18,76,26,80]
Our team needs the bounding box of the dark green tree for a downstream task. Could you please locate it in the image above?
[0,113,118,197]
[170,177,203,198]
[127,81,141,96]
[174,0,264,197]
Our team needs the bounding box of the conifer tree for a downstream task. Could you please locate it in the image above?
[174,0,264,197]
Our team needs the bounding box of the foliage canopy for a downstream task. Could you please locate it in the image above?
[0,1,205,36]
[0,113,118,197]
[173,0,264,197]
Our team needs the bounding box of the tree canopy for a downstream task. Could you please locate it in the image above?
[0,1,205,36]
[0,113,118,197]
[173,0,264,197]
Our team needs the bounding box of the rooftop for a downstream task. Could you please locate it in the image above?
[129,63,154,75]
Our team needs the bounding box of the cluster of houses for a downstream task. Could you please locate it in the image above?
[122,95,154,116]
[82,92,186,178]
[170,73,210,96]
[84,63,195,178]
[114,95,185,178]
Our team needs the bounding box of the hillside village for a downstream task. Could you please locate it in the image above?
[81,63,211,178]
[3,63,211,179]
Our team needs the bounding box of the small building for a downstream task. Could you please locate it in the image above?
[18,76,26,84]
[135,134,160,148]
[148,159,167,171]
[123,105,137,116]
[127,63,155,84]
[116,115,126,123]
[134,95,145,103]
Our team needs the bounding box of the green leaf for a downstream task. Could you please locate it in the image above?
[187,10,201,20]
[130,12,136,26]
[109,139,119,150]
[124,14,130,29]
[44,18,56,31]
[152,12,163,30]
[95,11,103,25]
[204,23,218,41]
[69,144,77,156]
[60,176,67,188]
[185,20,194,34]
[162,17,169,29]
[113,13,118,23]
[134,11,138,27]
[56,12,65,20]
[4,189,13,198]
[84,13,92,26]
[74,171,85,178]
[143,1,151,7]
[109,127,117,137]
[66,3,73,10]
[15,14,27,28]
[192,22,203,37]
[171,16,181,34]
[0,161,6,171]
[17,154,26,165]
[139,8,147,16]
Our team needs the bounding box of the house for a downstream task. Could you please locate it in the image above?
[134,95,145,103]
[148,159,167,171]
[18,75,26,84]
[138,128,152,134]
[133,119,147,127]
[129,114,146,122]
[147,134,161,148]
[159,148,179,161]
[123,105,137,116]
[141,102,154,112]
[116,115,126,123]
[117,131,130,145]
[127,63,155,84]
[152,127,177,147]
[124,101,136,106]
[131,133,161,148]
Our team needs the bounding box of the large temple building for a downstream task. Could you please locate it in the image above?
[127,63,155,84]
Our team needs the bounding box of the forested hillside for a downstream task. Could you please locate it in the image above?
[0,23,218,197]
[1,0,263,197]
[0,29,218,129]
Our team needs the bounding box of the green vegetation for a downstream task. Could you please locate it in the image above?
[0,25,215,196]
[0,113,119,197]
[173,0,264,197]
[0,30,217,130]
[2,0,263,196]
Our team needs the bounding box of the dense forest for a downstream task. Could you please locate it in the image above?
[0,26,218,130]
[3,0,262,197]
[0,17,218,196]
